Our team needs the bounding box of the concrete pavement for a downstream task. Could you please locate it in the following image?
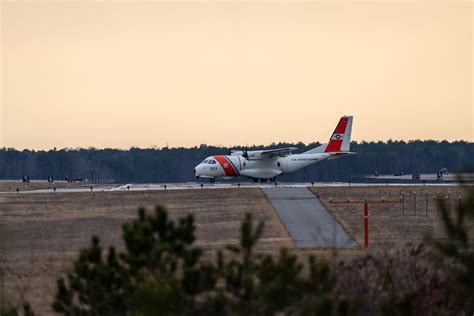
[262,187,357,248]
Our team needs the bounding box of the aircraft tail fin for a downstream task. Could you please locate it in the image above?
[304,116,353,154]
[324,116,353,153]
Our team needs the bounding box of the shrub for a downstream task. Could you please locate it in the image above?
[53,207,343,315]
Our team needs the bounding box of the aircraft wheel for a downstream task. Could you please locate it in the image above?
[269,177,276,182]
[209,178,215,183]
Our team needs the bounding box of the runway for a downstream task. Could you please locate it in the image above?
[0,180,459,195]
[263,187,357,248]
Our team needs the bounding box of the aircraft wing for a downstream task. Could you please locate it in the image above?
[257,147,298,158]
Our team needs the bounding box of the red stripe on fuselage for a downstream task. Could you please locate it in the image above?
[214,156,238,176]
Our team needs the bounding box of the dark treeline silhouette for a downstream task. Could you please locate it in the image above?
[0,140,472,183]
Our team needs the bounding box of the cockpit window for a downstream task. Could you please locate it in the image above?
[202,158,217,164]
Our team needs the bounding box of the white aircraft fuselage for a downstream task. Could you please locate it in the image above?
[194,116,354,182]
[194,153,334,181]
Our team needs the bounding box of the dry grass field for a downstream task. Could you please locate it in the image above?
[310,185,468,248]
[0,187,291,314]
[0,183,470,314]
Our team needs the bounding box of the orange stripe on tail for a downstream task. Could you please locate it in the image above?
[324,117,349,153]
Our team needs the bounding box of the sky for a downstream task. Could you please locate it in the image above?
[0,1,472,150]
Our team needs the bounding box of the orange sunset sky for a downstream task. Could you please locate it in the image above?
[1,1,472,150]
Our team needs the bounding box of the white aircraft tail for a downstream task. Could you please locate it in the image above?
[305,116,353,154]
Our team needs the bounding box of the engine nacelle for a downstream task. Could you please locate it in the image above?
[246,152,263,160]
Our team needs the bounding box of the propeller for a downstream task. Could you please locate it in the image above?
[242,146,249,159]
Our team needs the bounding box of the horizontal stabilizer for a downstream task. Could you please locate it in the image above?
[304,144,327,154]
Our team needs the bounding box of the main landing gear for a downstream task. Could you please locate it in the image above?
[251,177,276,183]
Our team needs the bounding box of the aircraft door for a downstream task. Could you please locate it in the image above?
[277,158,289,173]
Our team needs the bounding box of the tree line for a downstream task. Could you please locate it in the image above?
[0,140,472,183]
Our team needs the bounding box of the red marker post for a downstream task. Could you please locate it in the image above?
[330,198,399,248]
[364,199,368,248]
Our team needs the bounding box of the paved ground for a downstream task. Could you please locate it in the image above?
[0,181,458,195]
[263,187,357,248]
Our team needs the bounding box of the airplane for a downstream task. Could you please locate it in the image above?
[194,116,354,183]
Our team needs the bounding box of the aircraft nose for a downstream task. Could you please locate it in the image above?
[194,165,201,178]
